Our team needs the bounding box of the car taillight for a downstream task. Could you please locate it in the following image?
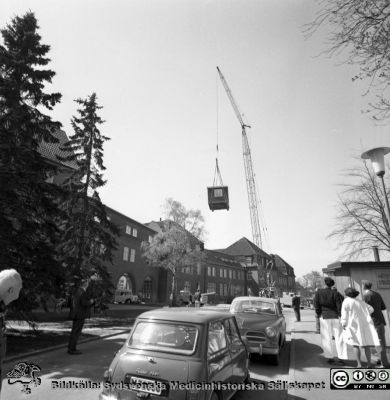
[265,327,276,338]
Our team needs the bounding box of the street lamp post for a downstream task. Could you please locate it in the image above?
[361,147,390,229]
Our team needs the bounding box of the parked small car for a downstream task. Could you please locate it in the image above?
[100,308,249,400]
[114,290,140,304]
[229,296,286,365]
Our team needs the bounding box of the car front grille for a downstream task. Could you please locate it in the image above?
[246,331,266,343]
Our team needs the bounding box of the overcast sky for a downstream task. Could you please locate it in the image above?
[2,0,389,278]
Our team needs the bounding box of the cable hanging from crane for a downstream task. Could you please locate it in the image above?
[207,72,230,212]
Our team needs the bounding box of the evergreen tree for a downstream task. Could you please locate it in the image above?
[59,93,119,298]
[0,12,65,310]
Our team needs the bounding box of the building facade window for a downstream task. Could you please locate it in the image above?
[130,248,136,262]
[207,282,216,293]
[220,268,223,278]
[197,262,201,275]
[142,277,152,300]
[123,246,129,261]
[212,267,216,277]
[224,269,227,279]
[125,225,131,235]
[229,270,232,279]
[148,235,153,243]
[377,271,390,288]
[133,228,138,238]
[207,266,211,276]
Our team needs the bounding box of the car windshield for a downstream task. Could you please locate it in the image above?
[231,300,276,315]
[128,322,198,355]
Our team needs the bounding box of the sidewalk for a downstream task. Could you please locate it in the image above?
[288,314,390,400]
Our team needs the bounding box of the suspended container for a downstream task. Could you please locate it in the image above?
[207,158,229,211]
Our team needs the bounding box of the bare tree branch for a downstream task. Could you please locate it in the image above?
[305,0,390,120]
[328,159,390,259]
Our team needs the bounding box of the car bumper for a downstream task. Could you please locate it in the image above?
[247,343,279,355]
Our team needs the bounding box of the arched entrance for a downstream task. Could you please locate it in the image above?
[116,274,133,292]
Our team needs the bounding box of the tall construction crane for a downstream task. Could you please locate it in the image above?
[217,66,263,248]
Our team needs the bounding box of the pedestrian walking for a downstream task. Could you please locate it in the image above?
[363,281,390,368]
[292,293,301,322]
[194,289,201,308]
[68,279,95,355]
[0,269,22,392]
[314,277,346,365]
[341,287,380,368]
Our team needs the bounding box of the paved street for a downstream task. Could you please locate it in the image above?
[1,307,296,400]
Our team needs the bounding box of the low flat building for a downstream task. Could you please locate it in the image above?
[323,261,390,306]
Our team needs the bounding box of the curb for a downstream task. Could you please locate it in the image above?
[287,324,296,399]
[4,329,130,363]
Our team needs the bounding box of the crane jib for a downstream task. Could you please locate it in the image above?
[216,66,264,249]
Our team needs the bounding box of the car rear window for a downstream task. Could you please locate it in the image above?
[128,322,198,355]
[231,300,276,315]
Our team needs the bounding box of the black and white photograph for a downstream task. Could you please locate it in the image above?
[1,1,390,399]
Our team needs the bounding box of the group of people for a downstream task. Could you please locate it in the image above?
[314,277,389,368]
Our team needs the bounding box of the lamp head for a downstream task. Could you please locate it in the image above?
[361,147,390,177]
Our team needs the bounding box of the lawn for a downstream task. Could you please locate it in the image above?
[5,316,135,359]
[5,328,95,358]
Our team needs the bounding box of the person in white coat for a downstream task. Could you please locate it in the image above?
[341,287,380,368]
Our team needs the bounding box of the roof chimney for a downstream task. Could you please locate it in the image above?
[373,246,380,262]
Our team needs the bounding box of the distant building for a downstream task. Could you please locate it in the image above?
[270,254,296,293]
[38,129,77,184]
[201,250,246,303]
[219,237,272,294]
[143,221,248,304]
[323,261,390,306]
[105,207,159,302]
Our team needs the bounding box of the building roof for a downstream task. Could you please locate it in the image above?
[144,220,204,246]
[323,261,390,273]
[38,129,78,170]
[271,254,295,277]
[204,249,244,269]
[105,206,157,233]
[221,237,270,258]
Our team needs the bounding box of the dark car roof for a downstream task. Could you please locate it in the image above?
[136,307,233,324]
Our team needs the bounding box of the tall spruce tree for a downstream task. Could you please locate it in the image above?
[0,12,65,310]
[59,93,118,299]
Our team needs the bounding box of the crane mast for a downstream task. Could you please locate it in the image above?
[216,67,262,248]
